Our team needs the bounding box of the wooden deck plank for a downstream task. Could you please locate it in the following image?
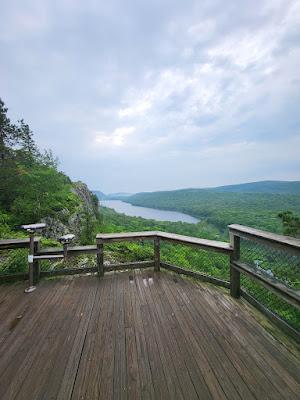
[134,270,173,399]
[189,277,300,399]
[13,277,89,400]
[0,270,299,400]
[0,279,70,400]
[199,282,300,398]
[143,270,213,400]
[71,274,115,400]
[177,277,276,400]
[128,272,155,400]
[44,277,99,400]
[135,270,189,399]
[168,273,276,400]
[158,273,247,400]
[123,272,141,400]
[111,272,128,400]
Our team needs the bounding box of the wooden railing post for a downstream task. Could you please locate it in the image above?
[154,236,160,272]
[97,241,104,277]
[230,232,240,298]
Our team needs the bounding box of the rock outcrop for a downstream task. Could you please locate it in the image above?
[41,181,99,243]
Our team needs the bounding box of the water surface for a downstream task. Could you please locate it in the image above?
[101,200,199,224]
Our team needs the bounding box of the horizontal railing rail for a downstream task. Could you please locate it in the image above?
[0,237,41,250]
[36,245,98,256]
[96,231,232,254]
[228,224,300,255]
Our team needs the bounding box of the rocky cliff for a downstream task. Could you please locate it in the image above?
[41,181,99,243]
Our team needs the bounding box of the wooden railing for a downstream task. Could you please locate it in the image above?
[1,226,300,339]
[229,224,300,341]
[228,224,300,306]
[95,231,232,287]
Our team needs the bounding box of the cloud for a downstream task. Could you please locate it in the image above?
[94,126,136,147]
[0,0,300,192]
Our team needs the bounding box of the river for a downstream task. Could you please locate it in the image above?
[101,200,199,224]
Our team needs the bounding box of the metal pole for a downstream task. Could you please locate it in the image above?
[25,230,36,293]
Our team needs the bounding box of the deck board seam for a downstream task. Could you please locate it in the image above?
[134,270,176,399]
[146,271,209,400]
[68,280,100,400]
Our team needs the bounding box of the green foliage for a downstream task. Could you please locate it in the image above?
[126,190,300,234]
[80,211,96,245]
[0,249,27,274]
[11,167,80,225]
[211,180,300,194]
[278,211,300,238]
[0,98,81,225]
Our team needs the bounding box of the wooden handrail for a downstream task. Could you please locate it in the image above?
[158,232,232,254]
[37,245,97,256]
[228,224,300,254]
[0,237,41,250]
[96,231,158,242]
[96,231,232,254]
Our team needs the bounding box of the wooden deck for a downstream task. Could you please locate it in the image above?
[0,270,299,400]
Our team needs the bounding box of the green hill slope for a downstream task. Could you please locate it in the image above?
[210,180,300,194]
[126,188,300,233]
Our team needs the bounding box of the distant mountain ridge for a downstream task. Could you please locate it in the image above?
[92,191,133,200]
[208,180,300,194]
[93,181,300,201]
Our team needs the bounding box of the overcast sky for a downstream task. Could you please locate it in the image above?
[1,0,300,193]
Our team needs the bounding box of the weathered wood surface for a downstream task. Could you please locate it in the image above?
[0,237,40,250]
[154,237,160,272]
[229,224,300,254]
[96,231,158,243]
[232,260,300,310]
[96,231,232,254]
[230,234,241,298]
[97,242,104,277]
[105,260,154,271]
[0,271,299,400]
[158,231,233,254]
[161,262,230,288]
[37,245,98,256]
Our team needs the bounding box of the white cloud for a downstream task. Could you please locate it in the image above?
[1,0,300,191]
[119,98,152,117]
[94,126,136,146]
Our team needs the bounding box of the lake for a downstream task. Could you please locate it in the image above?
[101,200,199,224]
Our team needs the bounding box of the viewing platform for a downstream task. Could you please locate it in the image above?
[0,225,300,399]
[1,269,300,400]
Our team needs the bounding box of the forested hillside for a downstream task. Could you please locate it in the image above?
[210,180,300,194]
[0,98,99,242]
[125,189,300,234]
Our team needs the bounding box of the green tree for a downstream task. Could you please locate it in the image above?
[278,211,300,237]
